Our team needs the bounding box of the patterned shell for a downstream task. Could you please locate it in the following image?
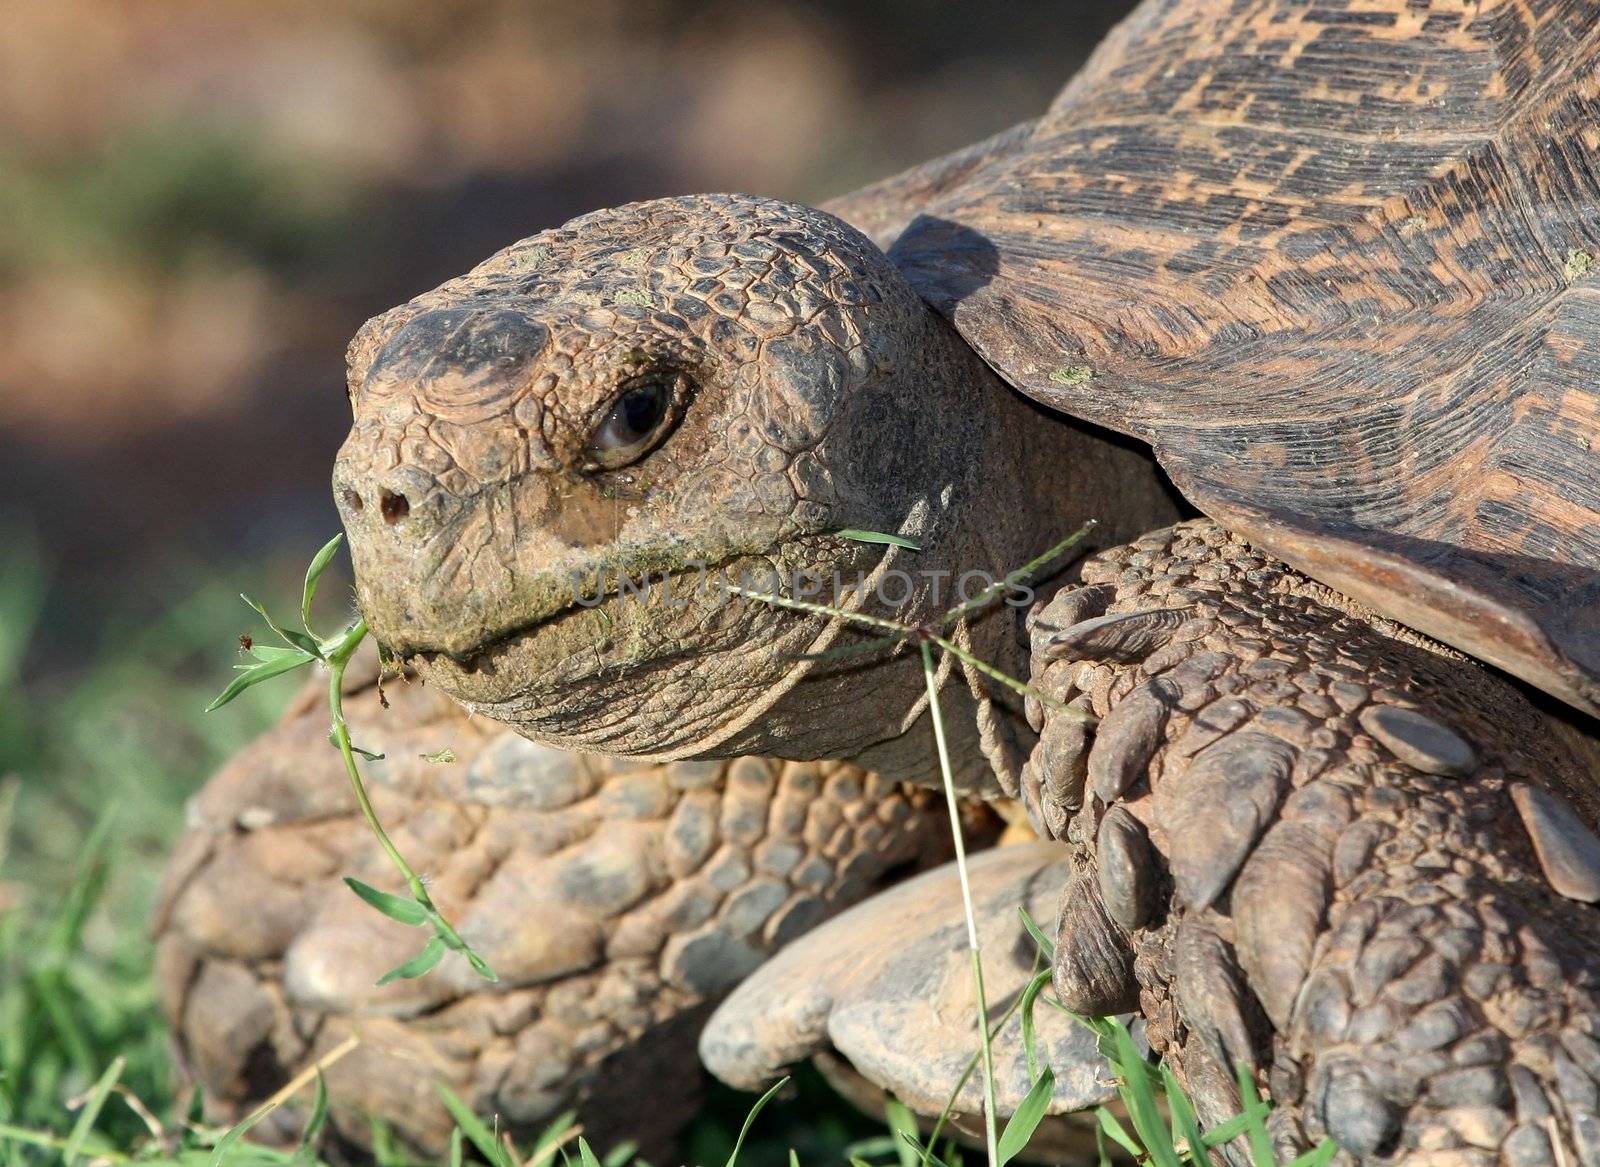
[834,0,1600,718]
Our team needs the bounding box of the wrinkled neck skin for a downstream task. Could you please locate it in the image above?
[334,195,1180,799]
[705,335,1180,797]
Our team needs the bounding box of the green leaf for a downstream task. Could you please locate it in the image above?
[1111,1022,1181,1167]
[723,1077,787,1167]
[1160,1064,1211,1167]
[302,534,344,633]
[328,729,385,761]
[1017,907,1055,961]
[529,1112,577,1167]
[209,1112,257,1167]
[577,1138,602,1167]
[290,1071,331,1166]
[1197,1100,1272,1150]
[1283,1140,1340,1167]
[1234,1065,1276,1167]
[207,651,315,712]
[44,808,114,962]
[242,596,323,658]
[602,1140,638,1167]
[832,529,921,551]
[249,644,311,665]
[61,1055,123,1166]
[436,1085,511,1167]
[449,1128,464,1167]
[1093,1109,1141,1159]
[788,1151,800,1167]
[461,946,499,983]
[996,1066,1054,1166]
[883,1098,918,1167]
[376,937,447,986]
[342,878,428,926]
[1018,968,1051,1082]
[897,1134,954,1167]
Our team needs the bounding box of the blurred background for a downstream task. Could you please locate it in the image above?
[0,0,1136,1156]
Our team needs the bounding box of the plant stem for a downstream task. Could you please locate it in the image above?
[920,641,999,1167]
[326,622,481,967]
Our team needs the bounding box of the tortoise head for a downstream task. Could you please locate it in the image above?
[334,195,1005,763]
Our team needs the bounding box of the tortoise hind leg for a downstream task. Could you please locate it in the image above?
[154,658,957,1158]
[1026,519,1600,1165]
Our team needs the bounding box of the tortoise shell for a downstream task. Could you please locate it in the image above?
[830,0,1600,717]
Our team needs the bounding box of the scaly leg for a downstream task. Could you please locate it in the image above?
[1025,519,1600,1165]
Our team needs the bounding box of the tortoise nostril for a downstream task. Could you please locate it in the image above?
[379,489,410,525]
[342,488,364,513]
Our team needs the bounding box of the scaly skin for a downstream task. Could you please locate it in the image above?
[1028,520,1600,1165]
[177,193,1600,1161]
[154,657,976,1156]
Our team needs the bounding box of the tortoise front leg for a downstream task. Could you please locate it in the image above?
[1026,519,1600,1165]
[155,659,959,1157]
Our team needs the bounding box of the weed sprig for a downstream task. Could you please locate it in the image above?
[205,534,494,986]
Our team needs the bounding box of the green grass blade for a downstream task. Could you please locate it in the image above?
[784,635,903,665]
[60,1055,123,1166]
[448,1128,463,1167]
[1110,1022,1180,1167]
[1283,1140,1340,1167]
[938,522,1097,627]
[721,585,911,636]
[996,1066,1054,1167]
[1234,1066,1275,1167]
[1197,1100,1273,1151]
[896,1134,953,1167]
[342,878,428,927]
[601,1140,637,1167]
[722,1077,787,1167]
[435,1085,509,1167]
[576,1138,602,1167]
[1093,1109,1141,1159]
[529,1112,577,1167]
[1018,967,1050,1082]
[289,1071,330,1166]
[883,1098,918,1167]
[1017,907,1054,962]
[832,529,921,551]
[1159,1064,1211,1167]
[210,1038,358,1167]
[44,809,114,961]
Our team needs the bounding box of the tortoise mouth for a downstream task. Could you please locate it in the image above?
[395,549,819,710]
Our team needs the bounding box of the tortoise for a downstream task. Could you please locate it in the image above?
[155,0,1600,1161]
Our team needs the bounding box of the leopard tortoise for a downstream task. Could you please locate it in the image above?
[157,0,1600,1162]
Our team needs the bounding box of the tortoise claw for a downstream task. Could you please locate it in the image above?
[1052,864,1139,1016]
[1041,607,1190,665]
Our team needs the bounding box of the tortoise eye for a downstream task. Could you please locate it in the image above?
[586,379,675,469]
